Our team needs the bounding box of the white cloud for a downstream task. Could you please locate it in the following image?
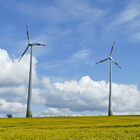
[39,49,94,71]
[58,0,105,21]
[16,0,105,44]
[0,48,140,117]
[111,2,140,26]
[71,50,90,61]
[0,85,26,97]
[0,48,39,117]
[69,49,92,65]
[130,32,140,41]
[39,76,140,115]
[37,107,78,117]
[40,76,108,112]
[0,99,26,118]
[0,48,39,87]
[17,0,105,23]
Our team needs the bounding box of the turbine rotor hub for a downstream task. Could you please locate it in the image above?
[28,43,33,46]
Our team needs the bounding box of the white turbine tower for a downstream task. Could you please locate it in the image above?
[19,25,46,117]
[96,41,121,116]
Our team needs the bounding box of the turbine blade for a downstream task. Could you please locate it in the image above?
[112,58,121,69]
[96,58,109,64]
[26,25,30,42]
[19,45,29,62]
[32,43,46,46]
[110,41,115,56]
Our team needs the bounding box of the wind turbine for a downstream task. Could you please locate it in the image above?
[96,41,121,116]
[19,25,46,117]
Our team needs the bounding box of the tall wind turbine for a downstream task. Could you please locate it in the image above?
[96,41,121,116]
[19,25,46,117]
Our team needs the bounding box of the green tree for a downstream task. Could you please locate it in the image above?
[7,114,13,118]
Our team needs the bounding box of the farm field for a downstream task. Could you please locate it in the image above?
[0,116,140,139]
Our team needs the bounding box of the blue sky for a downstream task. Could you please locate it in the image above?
[0,0,140,117]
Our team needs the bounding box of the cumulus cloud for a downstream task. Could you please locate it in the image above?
[39,76,108,113]
[0,48,140,117]
[0,99,26,118]
[38,76,140,116]
[36,107,78,117]
[0,48,38,117]
[0,48,39,104]
[0,48,38,87]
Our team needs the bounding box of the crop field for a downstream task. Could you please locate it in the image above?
[0,116,140,139]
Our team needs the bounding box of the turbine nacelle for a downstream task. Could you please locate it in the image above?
[28,43,46,46]
[28,43,33,46]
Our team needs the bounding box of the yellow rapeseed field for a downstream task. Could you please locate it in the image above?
[0,116,140,139]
